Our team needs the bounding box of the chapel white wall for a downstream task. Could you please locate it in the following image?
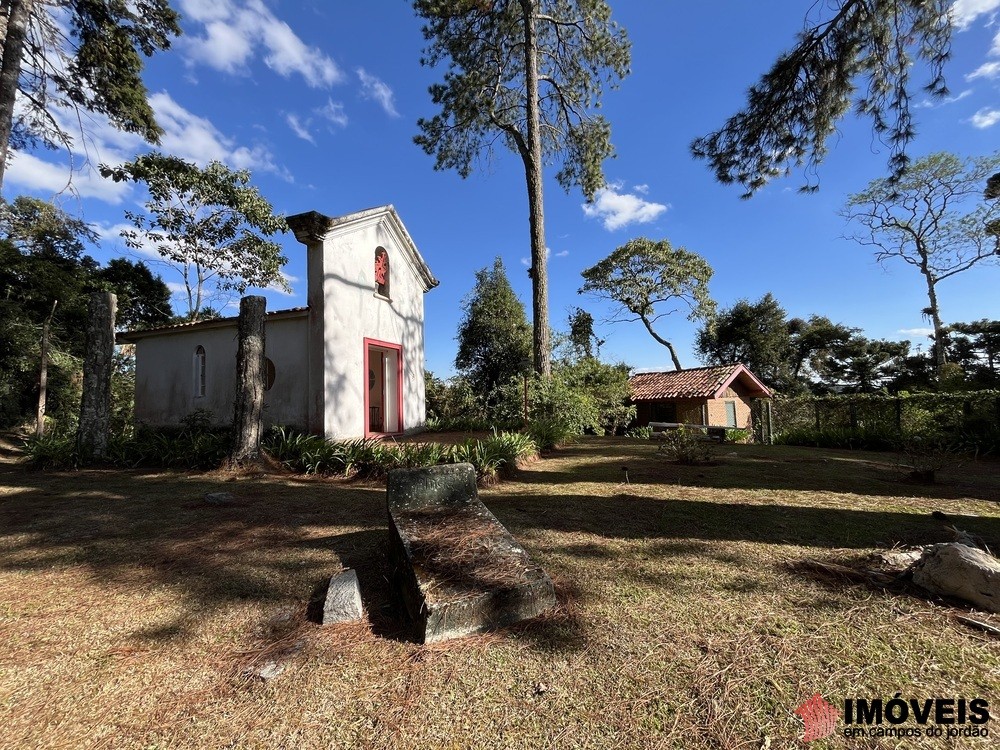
[310,216,427,438]
[132,316,309,429]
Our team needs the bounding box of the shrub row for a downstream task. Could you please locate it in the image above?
[774,424,1000,456]
[25,425,540,482]
[24,426,232,471]
[263,427,538,482]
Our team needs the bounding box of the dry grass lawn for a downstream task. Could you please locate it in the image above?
[2,437,1000,749]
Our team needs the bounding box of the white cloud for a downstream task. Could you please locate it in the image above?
[318,99,348,129]
[555,250,569,257]
[357,68,399,117]
[633,184,649,194]
[5,152,131,203]
[9,90,286,204]
[150,92,283,176]
[582,183,669,231]
[180,0,343,88]
[284,100,348,145]
[966,60,1000,80]
[915,88,973,108]
[951,0,1000,31]
[971,107,1000,127]
[286,113,315,144]
[899,327,935,337]
[185,20,254,73]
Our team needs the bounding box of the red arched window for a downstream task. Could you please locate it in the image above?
[375,247,390,298]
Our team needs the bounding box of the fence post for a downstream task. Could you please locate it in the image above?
[766,400,774,445]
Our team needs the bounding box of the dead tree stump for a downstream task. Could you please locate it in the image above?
[76,292,117,461]
[912,543,1000,614]
[228,295,266,466]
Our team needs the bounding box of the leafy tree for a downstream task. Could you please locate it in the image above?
[0,195,97,260]
[424,371,481,424]
[822,336,909,393]
[0,0,181,188]
[0,197,172,426]
[555,356,634,434]
[696,293,791,389]
[579,237,715,370]
[787,315,858,387]
[0,201,97,352]
[93,258,172,331]
[101,153,289,319]
[414,0,630,376]
[692,0,951,197]
[567,306,601,360]
[842,151,1000,373]
[456,257,532,406]
[944,319,1000,388]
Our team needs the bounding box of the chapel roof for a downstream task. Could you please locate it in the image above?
[116,307,309,343]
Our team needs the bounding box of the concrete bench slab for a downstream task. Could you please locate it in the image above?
[387,463,556,644]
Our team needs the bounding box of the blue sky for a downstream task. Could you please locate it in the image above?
[6,0,1000,377]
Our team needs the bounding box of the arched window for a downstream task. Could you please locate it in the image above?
[375,247,390,298]
[194,346,206,397]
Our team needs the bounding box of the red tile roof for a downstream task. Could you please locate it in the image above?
[629,364,772,400]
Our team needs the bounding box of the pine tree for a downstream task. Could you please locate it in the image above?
[456,257,532,404]
[414,0,630,376]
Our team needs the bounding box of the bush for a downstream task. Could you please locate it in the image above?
[624,426,652,440]
[262,427,537,483]
[23,431,79,470]
[656,428,715,464]
[528,418,577,450]
[897,432,968,483]
[725,428,751,444]
[774,425,900,451]
[485,428,537,469]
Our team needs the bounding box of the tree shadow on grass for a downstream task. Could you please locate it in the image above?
[507,439,1000,503]
[3,454,1000,654]
[492,492,1000,552]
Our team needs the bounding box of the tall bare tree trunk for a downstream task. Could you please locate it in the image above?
[35,299,57,437]
[0,0,32,189]
[520,0,550,377]
[229,295,266,465]
[921,266,947,373]
[77,292,117,461]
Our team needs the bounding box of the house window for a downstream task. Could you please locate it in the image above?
[375,247,390,298]
[264,358,276,391]
[725,401,738,428]
[194,346,206,397]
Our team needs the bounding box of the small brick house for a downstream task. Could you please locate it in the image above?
[629,364,772,430]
